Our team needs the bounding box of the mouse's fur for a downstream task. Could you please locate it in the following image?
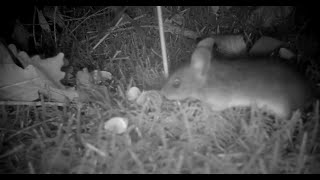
[161,37,316,119]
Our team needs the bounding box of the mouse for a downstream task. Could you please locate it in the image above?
[161,37,316,119]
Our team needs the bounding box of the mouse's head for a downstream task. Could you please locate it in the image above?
[161,38,215,100]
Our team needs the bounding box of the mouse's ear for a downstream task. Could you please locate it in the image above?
[190,38,214,75]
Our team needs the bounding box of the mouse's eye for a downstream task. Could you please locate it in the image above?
[173,78,181,88]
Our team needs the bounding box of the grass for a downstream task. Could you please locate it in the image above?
[1,97,319,173]
[1,6,320,174]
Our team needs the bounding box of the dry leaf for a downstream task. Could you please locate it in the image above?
[92,70,112,84]
[21,52,66,89]
[0,45,78,102]
[0,42,39,101]
[249,36,284,56]
[76,68,93,87]
[0,64,43,101]
[37,9,51,33]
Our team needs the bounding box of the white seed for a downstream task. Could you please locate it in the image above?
[127,87,141,101]
[104,117,128,134]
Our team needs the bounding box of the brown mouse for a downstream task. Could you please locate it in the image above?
[161,37,316,119]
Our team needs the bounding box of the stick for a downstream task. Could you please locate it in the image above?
[157,6,169,78]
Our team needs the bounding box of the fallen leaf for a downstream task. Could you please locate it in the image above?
[0,44,78,102]
[92,70,112,84]
[37,9,51,33]
[0,64,43,101]
[76,68,93,87]
[23,52,66,89]
[249,36,284,56]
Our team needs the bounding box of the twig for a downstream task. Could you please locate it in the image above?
[0,101,66,106]
[85,143,106,157]
[157,6,169,78]
[151,48,162,59]
[112,50,121,59]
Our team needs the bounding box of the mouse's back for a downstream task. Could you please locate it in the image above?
[161,37,315,118]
